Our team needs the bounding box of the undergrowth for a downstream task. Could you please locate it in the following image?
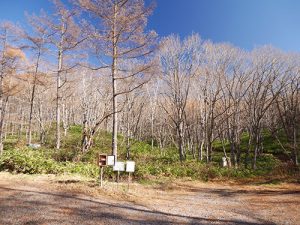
[0,125,298,183]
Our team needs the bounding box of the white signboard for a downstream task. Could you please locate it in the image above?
[113,161,125,171]
[107,155,115,166]
[126,161,135,173]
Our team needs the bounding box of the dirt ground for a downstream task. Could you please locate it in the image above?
[0,172,299,225]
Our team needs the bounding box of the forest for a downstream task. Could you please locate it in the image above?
[0,0,299,182]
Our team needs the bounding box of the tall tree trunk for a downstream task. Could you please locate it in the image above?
[56,46,63,149]
[111,3,118,160]
[253,131,260,170]
[28,50,41,145]
[177,116,185,162]
[151,112,154,150]
[81,112,88,152]
[198,141,204,161]
[126,99,131,159]
[0,96,9,155]
[0,33,6,155]
[292,127,299,166]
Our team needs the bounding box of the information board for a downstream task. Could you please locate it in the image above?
[107,155,115,166]
[126,161,135,173]
[113,161,125,171]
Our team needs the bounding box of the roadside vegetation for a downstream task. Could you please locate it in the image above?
[1,125,299,184]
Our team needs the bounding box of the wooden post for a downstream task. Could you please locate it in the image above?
[99,167,104,187]
[98,153,107,187]
[117,170,120,183]
[127,172,131,190]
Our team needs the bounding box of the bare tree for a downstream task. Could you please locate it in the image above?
[217,45,251,167]
[80,70,112,152]
[18,13,52,145]
[33,0,87,149]
[76,0,157,160]
[245,47,287,169]
[271,55,300,165]
[159,34,202,161]
[0,22,25,154]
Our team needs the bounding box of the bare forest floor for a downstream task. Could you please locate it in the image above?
[0,172,299,225]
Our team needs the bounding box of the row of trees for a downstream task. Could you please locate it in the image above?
[0,0,299,169]
[156,35,299,168]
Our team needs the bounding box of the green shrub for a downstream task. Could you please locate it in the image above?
[0,148,101,178]
[51,148,81,162]
[255,153,279,175]
[64,161,99,177]
[0,148,62,174]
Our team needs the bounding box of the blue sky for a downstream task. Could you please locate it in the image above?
[1,0,300,52]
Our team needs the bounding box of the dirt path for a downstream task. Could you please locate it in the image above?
[0,173,299,225]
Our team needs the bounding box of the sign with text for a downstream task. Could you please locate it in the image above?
[113,161,125,171]
[126,161,135,173]
[98,154,107,167]
[107,155,115,166]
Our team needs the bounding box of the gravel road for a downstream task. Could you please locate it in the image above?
[0,173,299,225]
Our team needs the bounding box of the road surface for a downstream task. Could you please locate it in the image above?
[0,173,299,225]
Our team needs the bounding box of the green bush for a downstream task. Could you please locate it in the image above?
[0,148,62,174]
[51,148,81,162]
[255,153,279,175]
[64,161,99,178]
[0,148,101,178]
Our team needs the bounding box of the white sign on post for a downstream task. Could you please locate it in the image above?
[126,161,135,173]
[113,162,125,171]
[107,155,115,166]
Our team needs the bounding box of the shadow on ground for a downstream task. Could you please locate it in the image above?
[163,183,300,198]
[0,186,275,225]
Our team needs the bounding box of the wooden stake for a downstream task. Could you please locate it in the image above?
[127,172,131,190]
[99,167,104,187]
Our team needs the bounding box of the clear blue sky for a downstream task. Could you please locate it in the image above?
[0,0,300,52]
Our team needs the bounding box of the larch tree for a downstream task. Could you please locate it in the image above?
[0,22,25,154]
[20,13,51,145]
[75,0,157,160]
[32,0,87,149]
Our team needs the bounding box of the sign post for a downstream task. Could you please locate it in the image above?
[126,161,135,189]
[113,161,125,183]
[100,167,104,187]
[98,154,107,187]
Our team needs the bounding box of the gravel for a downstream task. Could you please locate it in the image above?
[0,173,299,225]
